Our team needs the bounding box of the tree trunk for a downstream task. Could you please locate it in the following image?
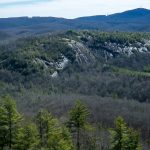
[9,112,12,150]
[39,120,43,149]
[77,127,80,150]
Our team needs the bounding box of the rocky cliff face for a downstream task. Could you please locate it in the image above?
[0,31,150,77]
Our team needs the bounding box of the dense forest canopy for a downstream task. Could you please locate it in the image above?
[0,30,150,149]
[0,96,143,150]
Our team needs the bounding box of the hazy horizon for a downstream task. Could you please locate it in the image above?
[0,0,150,19]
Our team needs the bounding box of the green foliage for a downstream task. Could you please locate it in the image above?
[1,30,150,149]
[0,96,22,149]
[35,109,51,148]
[0,103,7,149]
[36,109,74,150]
[81,31,147,45]
[14,123,39,150]
[111,66,150,77]
[110,116,142,150]
[0,96,147,150]
[0,35,74,75]
[0,97,74,150]
[47,125,74,150]
[68,100,92,150]
[69,100,90,130]
[144,65,150,73]
[0,31,149,75]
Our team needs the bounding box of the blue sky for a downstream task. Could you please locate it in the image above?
[0,0,150,18]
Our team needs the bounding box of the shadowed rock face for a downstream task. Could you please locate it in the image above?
[67,40,95,64]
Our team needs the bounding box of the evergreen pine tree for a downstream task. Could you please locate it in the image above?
[0,96,22,150]
[35,109,74,150]
[0,105,7,150]
[68,100,91,150]
[14,123,39,150]
[110,116,142,150]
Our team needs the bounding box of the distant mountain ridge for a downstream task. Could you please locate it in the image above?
[75,8,150,25]
[0,8,150,36]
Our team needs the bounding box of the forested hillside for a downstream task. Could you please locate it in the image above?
[0,30,150,149]
[0,96,142,150]
[0,8,150,37]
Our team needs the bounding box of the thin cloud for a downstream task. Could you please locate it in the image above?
[0,0,53,7]
[0,0,149,18]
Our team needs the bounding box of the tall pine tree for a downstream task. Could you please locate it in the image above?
[14,123,39,150]
[110,116,142,150]
[0,104,7,150]
[68,100,91,150]
[35,109,74,150]
[0,96,22,150]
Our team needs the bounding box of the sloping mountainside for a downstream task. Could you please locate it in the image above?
[0,8,150,37]
[1,31,150,76]
[1,30,150,149]
[1,30,150,103]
